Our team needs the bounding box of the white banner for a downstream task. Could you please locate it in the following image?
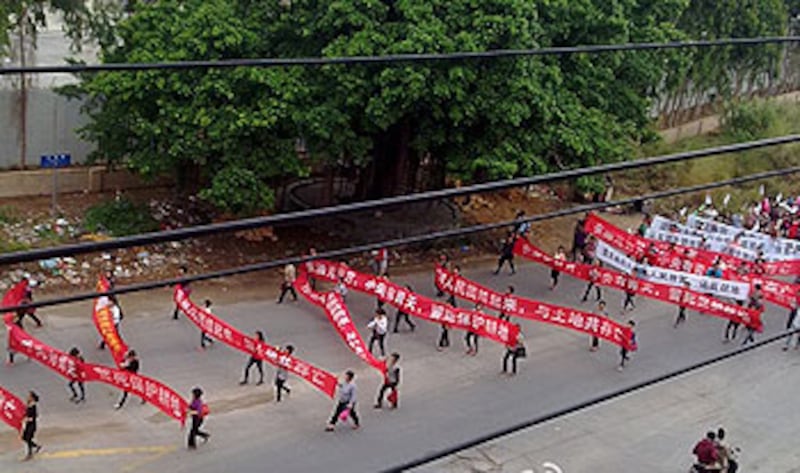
[596,240,751,301]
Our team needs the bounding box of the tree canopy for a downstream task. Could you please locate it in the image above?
[64,0,793,214]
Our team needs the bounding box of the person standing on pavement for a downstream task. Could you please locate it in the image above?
[277,264,298,304]
[199,299,215,350]
[622,270,636,313]
[374,353,401,409]
[173,266,190,320]
[7,309,24,365]
[275,345,294,402]
[590,300,608,352]
[20,391,41,461]
[115,350,144,409]
[502,325,526,375]
[240,331,266,385]
[372,248,389,276]
[783,306,800,350]
[464,304,481,356]
[98,299,123,350]
[368,309,389,357]
[550,246,566,290]
[493,233,517,275]
[618,320,637,371]
[307,247,318,291]
[437,322,450,351]
[675,280,690,328]
[498,286,515,321]
[67,347,86,404]
[716,427,739,473]
[435,253,451,297]
[741,284,764,345]
[17,279,42,328]
[326,370,359,431]
[393,285,416,333]
[571,218,586,262]
[446,266,461,307]
[580,260,603,303]
[187,387,210,449]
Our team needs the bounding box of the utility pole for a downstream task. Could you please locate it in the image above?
[17,5,29,169]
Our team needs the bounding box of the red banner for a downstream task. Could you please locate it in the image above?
[585,213,798,310]
[513,239,762,330]
[93,277,129,367]
[433,265,636,350]
[300,260,520,347]
[0,385,25,432]
[174,285,337,398]
[5,323,188,424]
[2,280,28,325]
[294,272,387,374]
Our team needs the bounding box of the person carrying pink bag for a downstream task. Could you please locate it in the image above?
[326,371,360,432]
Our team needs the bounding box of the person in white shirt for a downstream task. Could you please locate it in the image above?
[277,264,297,304]
[367,309,389,357]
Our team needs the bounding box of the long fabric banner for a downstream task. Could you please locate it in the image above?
[299,260,520,347]
[93,277,128,367]
[2,280,28,324]
[0,385,25,432]
[514,239,761,330]
[434,265,636,349]
[294,271,386,374]
[585,213,797,309]
[5,324,188,424]
[687,214,800,259]
[174,285,337,398]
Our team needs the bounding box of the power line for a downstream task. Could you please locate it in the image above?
[1,37,798,75]
[6,164,799,314]
[381,328,797,473]
[0,134,797,266]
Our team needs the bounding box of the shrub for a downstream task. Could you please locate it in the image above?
[720,100,777,141]
[84,198,159,237]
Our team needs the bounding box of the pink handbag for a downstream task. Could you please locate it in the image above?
[339,408,350,422]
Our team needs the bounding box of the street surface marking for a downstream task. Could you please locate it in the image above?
[38,445,176,459]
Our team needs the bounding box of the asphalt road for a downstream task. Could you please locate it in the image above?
[0,258,791,473]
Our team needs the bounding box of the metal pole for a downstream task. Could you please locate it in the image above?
[51,167,58,218]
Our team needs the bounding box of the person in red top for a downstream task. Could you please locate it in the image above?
[693,431,721,472]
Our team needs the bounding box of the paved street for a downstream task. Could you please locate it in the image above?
[0,256,794,473]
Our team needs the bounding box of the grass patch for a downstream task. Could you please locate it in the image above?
[0,238,30,253]
[84,198,159,237]
[0,205,19,224]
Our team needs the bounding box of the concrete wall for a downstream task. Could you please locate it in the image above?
[0,88,94,169]
[0,165,171,198]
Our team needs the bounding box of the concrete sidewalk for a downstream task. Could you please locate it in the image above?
[0,259,793,473]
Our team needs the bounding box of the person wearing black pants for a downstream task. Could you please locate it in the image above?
[502,327,526,375]
[277,264,297,304]
[437,323,450,351]
[590,301,608,352]
[581,263,602,303]
[20,280,43,328]
[675,281,690,328]
[115,350,144,409]
[622,291,636,312]
[240,331,265,385]
[367,310,388,357]
[7,311,23,364]
[374,353,400,409]
[21,391,41,461]
[326,371,359,431]
[187,387,210,449]
[275,345,294,402]
[493,234,516,275]
[173,266,190,320]
[393,309,415,333]
[465,331,479,355]
[67,347,86,403]
[200,300,215,350]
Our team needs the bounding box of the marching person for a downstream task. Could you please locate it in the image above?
[580,260,603,303]
[622,270,636,312]
[326,370,359,431]
[334,277,348,301]
[498,286,515,321]
[493,233,517,275]
[590,300,608,352]
[275,345,294,402]
[277,263,298,304]
[187,387,210,449]
[618,320,637,371]
[741,284,764,345]
[716,427,739,473]
[20,391,41,461]
[465,304,481,355]
[7,308,24,365]
[783,307,800,351]
[502,325,526,375]
[115,350,144,409]
[446,266,461,307]
[240,331,266,385]
[674,280,690,328]
[435,253,451,297]
[393,285,416,333]
[67,347,86,404]
[367,309,389,357]
[200,299,215,350]
[437,322,450,351]
[19,279,42,328]
[550,246,566,290]
[173,266,190,320]
[374,353,401,409]
[307,247,318,290]
[571,218,587,262]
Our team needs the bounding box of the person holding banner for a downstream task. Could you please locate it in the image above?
[275,345,294,402]
[173,266,190,320]
[367,309,389,357]
[618,320,637,371]
[67,347,86,404]
[493,233,517,275]
[498,286,515,321]
[374,353,401,409]
[741,285,764,346]
[199,300,215,350]
[675,280,691,328]
[580,260,603,303]
[446,266,461,307]
[465,305,481,355]
[187,387,210,449]
[437,322,450,351]
[7,310,23,364]
[115,350,144,409]
[502,326,526,375]
[20,391,41,461]
[97,300,122,350]
[622,271,636,313]
[240,331,266,385]
[19,279,43,328]
[590,301,609,352]
[571,218,587,262]
[393,285,416,333]
[550,247,566,290]
[326,371,359,432]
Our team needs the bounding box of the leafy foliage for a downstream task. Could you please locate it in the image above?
[721,100,778,141]
[84,198,158,237]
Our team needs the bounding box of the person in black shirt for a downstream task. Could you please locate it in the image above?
[493,234,517,275]
[67,347,86,403]
[374,353,401,409]
[239,331,265,385]
[19,279,42,328]
[7,310,23,364]
[115,350,144,409]
[21,391,41,460]
[393,285,416,333]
